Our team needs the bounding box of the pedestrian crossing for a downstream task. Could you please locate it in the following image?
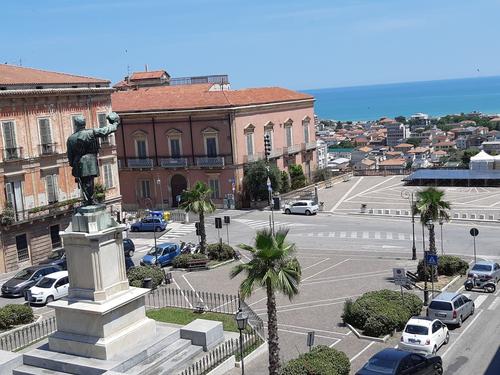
[159,223,196,239]
[233,218,312,230]
[292,231,413,241]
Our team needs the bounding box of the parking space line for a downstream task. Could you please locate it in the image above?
[256,299,355,316]
[266,326,341,342]
[350,341,376,363]
[302,271,390,287]
[474,295,488,309]
[275,323,348,336]
[253,295,361,313]
[441,310,484,358]
[303,270,390,284]
[302,258,330,271]
[330,177,364,212]
[488,297,500,310]
[172,278,193,308]
[302,259,350,282]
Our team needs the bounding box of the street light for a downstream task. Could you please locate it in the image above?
[438,216,444,255]
[156,176,164,211]
[235,308,248,375]
[426,219,435,302]
[401,190,417,260]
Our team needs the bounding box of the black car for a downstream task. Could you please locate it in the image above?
[39,249,67,270]
[356,348,442,375]
[123,238,135,258]
[1,265,61,298]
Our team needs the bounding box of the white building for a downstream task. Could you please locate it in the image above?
[316,140,328,169]
[386,123,410,147]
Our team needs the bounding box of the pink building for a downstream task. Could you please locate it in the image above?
[112,82,316,210]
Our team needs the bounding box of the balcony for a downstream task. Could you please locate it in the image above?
[287,144,302,154]
[2,147,23,161]
[269,148,282,159]
[1,198,80,226]
[305,141,317,151]
[39,143,58,156]
[243,152,264,163]
[170,75,229,86]
[196,156,225,168]
[127,158,154,169]
[160,157,188,168]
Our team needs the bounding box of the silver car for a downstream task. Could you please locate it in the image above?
[468,261,500,283]
[427,292,474,327]
[283,200,318,216]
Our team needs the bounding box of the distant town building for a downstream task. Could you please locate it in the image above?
[481,141,500,154]
[0,64,120,272]
[316,140,328,169]
[385,123,410,147]
[378,158,406,170]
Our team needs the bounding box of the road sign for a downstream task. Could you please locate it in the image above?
[393,268,408,286]
[306,331,315,351]
[215,217,222,229]
[470,228,479,237]
[426,253,439,266]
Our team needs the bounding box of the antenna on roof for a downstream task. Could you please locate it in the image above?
[19,58,22,66]
[145,64,148,72]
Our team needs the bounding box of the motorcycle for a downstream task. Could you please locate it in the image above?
[180,242,200,255]
[464,273,496,293]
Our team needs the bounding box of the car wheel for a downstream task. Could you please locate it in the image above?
[435,363,443,375]
[285,209,291,214]
[305,210,311,216]
[155,226,162,232]
[45,295,54,305]
[432,346,437,355]
[128,250,134,257]
[457,316,462,328]
[444,332,450,345]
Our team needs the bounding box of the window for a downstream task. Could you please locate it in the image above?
[2,121,18,159]
[71,115,83,132]
[303,120,310,143]
[206,137,217,157]
[140,180,151,198]
[170,138,181,157]
[246,133,254,156]
[136,139,147,158]
[5,180,24,215]
[45,174,58,204]
[16,234,29,262]
[103,164,113,189]
[285,124,293,147]
[38,118,54,154]
[209,178,220,199]
[50,225,62,249]
[98,113,110,145]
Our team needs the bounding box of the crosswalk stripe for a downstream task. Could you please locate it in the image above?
[386,233,393,240]
[329,232,335,237]
[362,232,369,239]
[318,233,324,237]
[350,232,357,238]
[398,233,405,240]
[375,232,381,239]
[475,295,488,309]
[488,297,500,311]
[340,232,346,238]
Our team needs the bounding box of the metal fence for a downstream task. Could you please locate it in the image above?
[177,331,261,375]
[0,316,57,352]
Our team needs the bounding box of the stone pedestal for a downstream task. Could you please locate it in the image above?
[48,205,156,360]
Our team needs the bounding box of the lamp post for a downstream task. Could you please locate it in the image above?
[421,221,429,306]
[426,219,436,300]
[401,190,417,260]
[439,216,444,255]
[156,176,164,211]
[235,308,248,375]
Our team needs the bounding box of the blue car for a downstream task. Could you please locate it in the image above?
[140,243,180,267]
[131,217,167,232]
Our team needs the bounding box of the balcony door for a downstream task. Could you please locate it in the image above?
[136,139,147,158]
[5,180,24,220]
[2,121,18,159]
[39,118,54,155]
[206,137,217,157]
[171,174,187,207]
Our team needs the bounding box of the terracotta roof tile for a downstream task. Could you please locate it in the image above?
[379,158,406,166]
[394,143,413,148]
[130,70,169,80]
[0,64,109,85]
[111,85,313,112]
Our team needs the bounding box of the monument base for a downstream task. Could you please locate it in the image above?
[49,288,155,360]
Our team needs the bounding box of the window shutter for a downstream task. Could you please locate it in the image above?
[46,175,55,203]
[39,119,52,144]
[5,182,15,208]
[104,164,113,188]
[3,122,16,148]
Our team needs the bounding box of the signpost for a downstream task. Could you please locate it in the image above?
[307,331,315,352]
[470,228,479,263]
[224,215,230,244]
[393,268,407,305]
[425,252,439,298]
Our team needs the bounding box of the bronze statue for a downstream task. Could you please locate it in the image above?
[67,113,120,206]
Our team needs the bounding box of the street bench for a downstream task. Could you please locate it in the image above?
[187,259,209,271]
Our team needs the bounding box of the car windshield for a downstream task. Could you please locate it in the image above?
[37,277,56,288]
[363,358,398,374]
[14,269,35,280]
[471,264,492,272]
[147,246,163,256]
[47,251,63,260]
[405,324,428,335]
[429,301,453,311]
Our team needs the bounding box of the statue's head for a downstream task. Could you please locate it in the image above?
[74,115,86,131]
[107,112,120,124]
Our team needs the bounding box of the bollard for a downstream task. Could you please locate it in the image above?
[143,277,153,289]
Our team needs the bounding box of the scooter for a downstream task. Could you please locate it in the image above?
[464,273,496,293]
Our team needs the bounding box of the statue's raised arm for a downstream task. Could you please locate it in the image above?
[66,112,120,206]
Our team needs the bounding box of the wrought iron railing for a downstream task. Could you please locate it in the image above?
[160,157,188,168]
[39,143,58,155]
[196,156,225,168]
[127,158,154,168]
[287,144,302,154]
[170,75,229,86]
[305,141,317,151]
[2,147,23,161]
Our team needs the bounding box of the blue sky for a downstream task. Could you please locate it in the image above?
[2,0,500,90]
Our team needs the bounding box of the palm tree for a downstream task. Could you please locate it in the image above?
[180,181,215,254]
[230,228,301,375]
[414,187,451,254]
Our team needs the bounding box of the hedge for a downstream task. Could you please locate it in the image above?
[280,345,350,375]
[0,304,34,330]
[417,255,468,281]
[172,253,208,269]
[206,243,235,261]
[127,266,164,288]
[342,289,423,337]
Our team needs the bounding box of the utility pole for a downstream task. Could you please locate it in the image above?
[401,190,417,260]
[264,134,275,235]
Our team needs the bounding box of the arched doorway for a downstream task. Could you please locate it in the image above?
[171,174,187,207]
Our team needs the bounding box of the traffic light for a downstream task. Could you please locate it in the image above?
[195,222,201,236]
[224,215,230,224]
[215,217,222,229]
[264,134,271,161]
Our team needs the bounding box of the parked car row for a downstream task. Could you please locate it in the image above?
[357,290,477,374]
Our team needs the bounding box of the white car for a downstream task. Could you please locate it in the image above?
[25,271,69,305]
[398,316,449,355]
[283,200,319,216]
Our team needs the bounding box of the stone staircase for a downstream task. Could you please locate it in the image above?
[12,326,205,375]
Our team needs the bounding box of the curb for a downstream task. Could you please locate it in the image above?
[351,212,500,224]
[234,341,268,368]
[345,323,391,343]
[440,275,462,292]
[209,259,236,269]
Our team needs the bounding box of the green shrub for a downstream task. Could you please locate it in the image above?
[342,289,423,337]
[206,243,235,261]
[171,253,208,268]
[281,345,350,375]
[417,255,468,281]
[127,266,164,288]
[0,304,34,329]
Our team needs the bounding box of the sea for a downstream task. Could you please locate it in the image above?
[302,76,500,122]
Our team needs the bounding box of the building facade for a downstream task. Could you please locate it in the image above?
[0,65,120,272]
[112,83,316,210]
[385,123,410,147]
